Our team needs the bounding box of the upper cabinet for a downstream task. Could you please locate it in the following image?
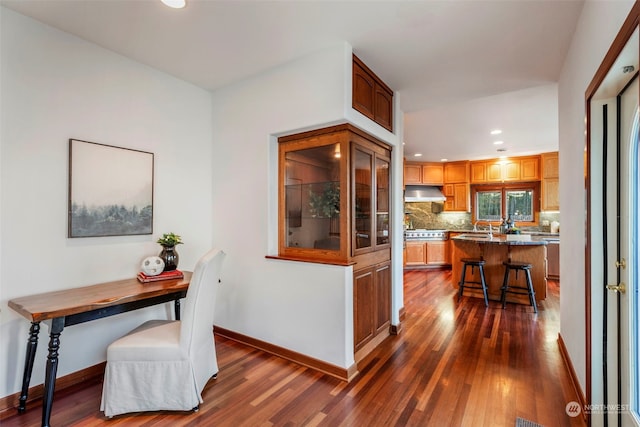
[541,152,560,211]
[404,162,443,186]
[470,156,540,184]
[353,55,394,132]
[278,123,391,265]
[444,161,469,183]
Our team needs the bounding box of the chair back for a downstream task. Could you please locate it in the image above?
[179,249,226,357]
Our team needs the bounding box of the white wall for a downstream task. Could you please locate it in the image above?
[0,8,215,398]
[210,43,403,369]
[557,0,635,406]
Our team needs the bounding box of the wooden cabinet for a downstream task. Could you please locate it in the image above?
[354,261,391,352]
[426,240,449,264]
[444,161,469,183]
[546,241,559,279]
[404,240,450,266]
[279,123,393,359]
[541,152,559,211]
[421,163,444,185]
[471,156,540,183]
[542,152,559,179]
[353,55,393,132]
[520,156,541,181]
[444,183,470,212]
[404,163,422,185]
[403,162,443,185]
[405,241,426,265]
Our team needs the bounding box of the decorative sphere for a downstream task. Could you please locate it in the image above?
[141,256,165,276]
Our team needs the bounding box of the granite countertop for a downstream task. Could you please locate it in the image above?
[451,234,548,246]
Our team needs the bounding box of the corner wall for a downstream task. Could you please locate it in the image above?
[0,8,215,398]
[210,44,403,369]
[557,0,635,408]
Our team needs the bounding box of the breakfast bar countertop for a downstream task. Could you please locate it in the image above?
[451,234,549,246]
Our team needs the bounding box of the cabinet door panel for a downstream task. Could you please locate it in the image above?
[374,85,393,131]
[375,263,391,334]
[354,268,375,350]
[487,163,503,182]
[520,157,540,180]
[453,184,470,211]
[404,164,422,185]
[353,62,375,120]
[542,177,560,210]
[405,241,426,265]
[470,162,487,183]
[503,162,520,181]
[426,241,447,264]
[542,153,559,178]
[421,164,444,185]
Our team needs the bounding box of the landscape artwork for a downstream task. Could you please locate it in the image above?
[68,139,154,237]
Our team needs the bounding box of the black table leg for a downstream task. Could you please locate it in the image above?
[18,322,40,413]
[42,318,64,427]
[174,299,181,320]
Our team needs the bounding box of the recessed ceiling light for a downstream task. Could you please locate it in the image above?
[490,129,502,135]
[414,153,422,157]
[440,158,448,162]
[161,0,186,8]
[493,141,504,145]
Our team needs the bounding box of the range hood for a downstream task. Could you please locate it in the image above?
[404,185,446,202]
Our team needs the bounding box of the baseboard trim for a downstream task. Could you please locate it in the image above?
[0,362,105,420]
[214,326,358,382]
[557,333,587,422]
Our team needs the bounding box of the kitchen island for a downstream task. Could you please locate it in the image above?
[451,234,548,304]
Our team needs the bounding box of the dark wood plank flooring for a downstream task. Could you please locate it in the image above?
[2,269,585,426]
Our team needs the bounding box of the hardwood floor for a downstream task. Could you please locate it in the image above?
[2,269,585,427]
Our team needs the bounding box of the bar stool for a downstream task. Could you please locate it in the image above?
[457,258,489,306]
[500,261,537,313]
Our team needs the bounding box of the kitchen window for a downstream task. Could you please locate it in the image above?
[473,183,539,224]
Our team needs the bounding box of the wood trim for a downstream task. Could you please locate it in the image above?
[558,334,587,423]
[398,306,406,322]
[214,326,358,382]
[0,362,105,419]
[584,3,640,420]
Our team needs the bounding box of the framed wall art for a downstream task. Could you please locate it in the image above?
[68,139,154,238]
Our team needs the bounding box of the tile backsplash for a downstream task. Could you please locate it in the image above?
[404,202,560,232]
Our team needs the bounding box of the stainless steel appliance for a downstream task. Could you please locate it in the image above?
[404,229,448,241]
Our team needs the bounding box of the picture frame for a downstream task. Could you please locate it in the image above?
[68,139,154,238]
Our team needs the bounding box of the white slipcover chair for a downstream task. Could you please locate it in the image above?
[100,248,226,417]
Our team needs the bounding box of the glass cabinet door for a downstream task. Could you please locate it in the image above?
[284,143,342,251]
[376,156,390,245]
[353,146,372,251]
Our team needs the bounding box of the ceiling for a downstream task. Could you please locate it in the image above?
[1,0,585,162]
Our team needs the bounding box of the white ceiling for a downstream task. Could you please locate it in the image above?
[1,0,585,161]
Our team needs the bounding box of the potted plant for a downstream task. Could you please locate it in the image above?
[157,232,183,271]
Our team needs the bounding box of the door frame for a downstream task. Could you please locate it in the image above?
[585,3,640,425]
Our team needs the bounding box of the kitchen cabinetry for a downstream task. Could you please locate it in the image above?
[444,161,469,183]
[354,261,391,352]
[353,55,393,132]
[404,163,422,185]
[404,240,450,266]
[443,161,470,212]
[405,241,426,265]
[546,241,559,279]
[541,152,559,211]
[278,123,393,361]
[426,241,449,264]
[443,183,470,212]
[403,162,444,185]
[470,156,540,184]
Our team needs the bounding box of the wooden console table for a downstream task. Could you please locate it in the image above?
[7,272,192,427]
